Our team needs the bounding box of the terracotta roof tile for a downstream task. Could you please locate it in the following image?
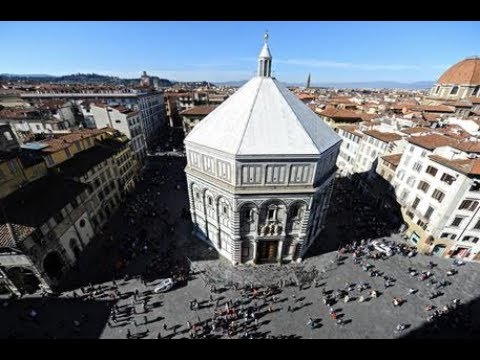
[438,57,480,85]
[318,108,363,121]
[381,153,402,167]
[363,130,403,143]
[180,105,218,116]
[417,105,456,113]
[429,154,480,176]
[401,127,432,135]
[407,134,459,150]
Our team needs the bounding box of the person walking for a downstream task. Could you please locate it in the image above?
[163,323,168,331]
[126,329,132,339]
[287,305,292,313]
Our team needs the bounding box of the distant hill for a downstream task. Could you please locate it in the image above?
[0,73,173,87]
[310,81,434,90]
[215,80,434,90]
[214,80,248,87]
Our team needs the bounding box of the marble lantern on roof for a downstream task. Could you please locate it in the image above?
[184,33,342,265]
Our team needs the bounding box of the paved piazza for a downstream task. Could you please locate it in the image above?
[1,156,480,339]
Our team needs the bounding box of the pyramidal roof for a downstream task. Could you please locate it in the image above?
[185,34,341,157]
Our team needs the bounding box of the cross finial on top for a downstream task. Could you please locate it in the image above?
[264,30,269,43]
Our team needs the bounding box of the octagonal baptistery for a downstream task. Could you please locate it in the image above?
[184,35,342,265]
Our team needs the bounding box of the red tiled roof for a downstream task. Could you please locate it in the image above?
[337,125,363,138]
[318,108,363,121]
[437,57,480,85]
[469,97,480,104]
[401,127,432,135]
[429,155,480,176]
[297,93,316,101]
[180,105,218,116]
[407,134,459,150]
[417,105,456,113]
[455,141,480,153]
[381,153,402,167]
[422,113,441,122]
[40,128,111,153]
[363,130,403,143]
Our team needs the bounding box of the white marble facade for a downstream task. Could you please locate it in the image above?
[184,34,341,264]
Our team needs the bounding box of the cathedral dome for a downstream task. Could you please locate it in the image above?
[437,57,480,85]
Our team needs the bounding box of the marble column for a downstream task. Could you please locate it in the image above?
[277,240,284,263]
[252,240,258,264]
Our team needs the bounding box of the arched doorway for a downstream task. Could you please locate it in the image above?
[5,267,41,294]
[43,251,64,281]
[432,244,446,257]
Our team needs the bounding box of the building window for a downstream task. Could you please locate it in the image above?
[412,162,422,173]
[435,86,440,94]
[75,142,82,152]
[421,151,427,158]
[470,182,480,192]
[65,147,72,158]
[450,86,459,95]
[195,192,200,200]
[441,232,450,238]
[268,208,276,221]
[458,200,479,211]
[71,198,79,208]
[412,197,420,209]
[406,176,416,187]
[473,86,480,97]
[426,166,438,177]
[208,197,213,206]
[424,206,434,220]
[474,219,480,230]
[222,205,228,214]
[54,212,64,224]
[440,173,455,185]
[409,146,414,153]
[79,219,86,228]
[418,181,430,193]
[31,229,43,245]
[451,217,464,227]
[432,189,445,203]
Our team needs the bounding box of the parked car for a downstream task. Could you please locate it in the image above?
[371,241,393,257]
[154,278,174,293]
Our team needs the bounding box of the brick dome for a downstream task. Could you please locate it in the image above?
[437,57,480,85]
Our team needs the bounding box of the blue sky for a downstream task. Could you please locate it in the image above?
[0,21,479,83]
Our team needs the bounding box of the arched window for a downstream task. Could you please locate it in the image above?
[450,86,459,95]
[267,205,277,221]
[435,86,440,94]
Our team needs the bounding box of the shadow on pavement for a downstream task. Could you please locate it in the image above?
[0,296,113,339]
[305,175,403,258]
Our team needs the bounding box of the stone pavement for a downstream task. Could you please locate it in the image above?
[3,242,480,339]
[2,157,480,338]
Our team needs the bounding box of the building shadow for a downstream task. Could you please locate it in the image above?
[0,296,113,339]
[304,174,403,258]
[401,296,480,339]
[56,155,194,292]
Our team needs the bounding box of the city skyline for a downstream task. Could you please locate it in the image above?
[0,21,479,83]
